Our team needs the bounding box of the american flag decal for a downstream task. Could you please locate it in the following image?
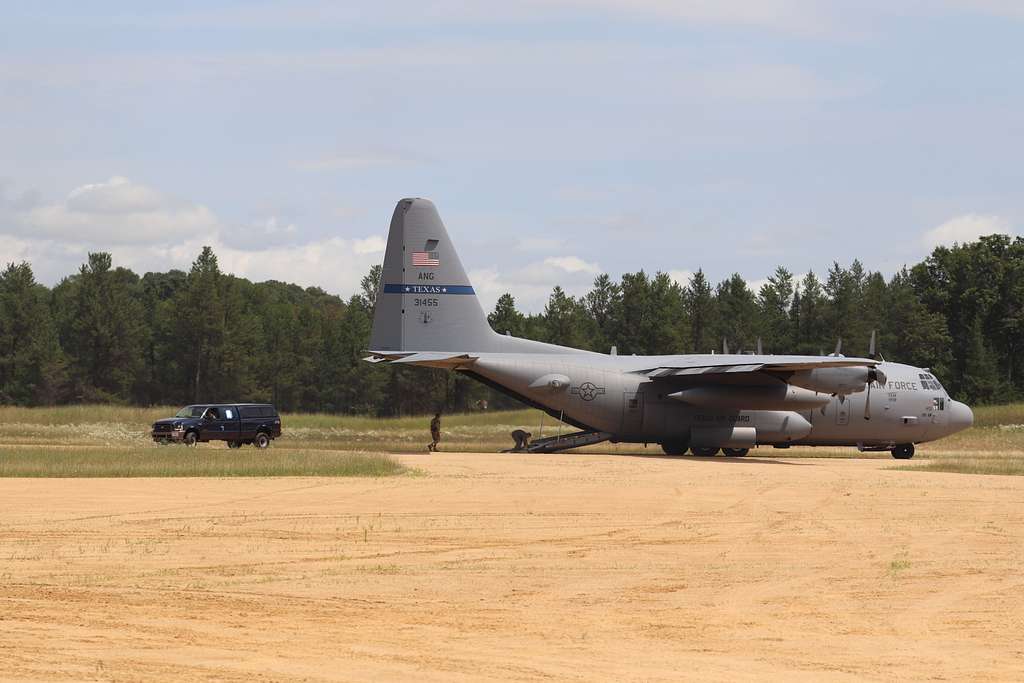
[412,251,439,266]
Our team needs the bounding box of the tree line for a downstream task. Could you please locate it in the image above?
[1,234,1021,412]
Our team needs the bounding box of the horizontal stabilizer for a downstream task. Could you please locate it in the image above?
[364,351,478,369]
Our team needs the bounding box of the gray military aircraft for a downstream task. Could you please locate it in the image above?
[366,198,973,458]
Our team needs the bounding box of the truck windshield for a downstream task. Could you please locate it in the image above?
[175,406,206,418]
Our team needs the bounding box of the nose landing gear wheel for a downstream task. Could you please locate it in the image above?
[722,448,750,457]
[891,444,915,459]
[691,447,720,457]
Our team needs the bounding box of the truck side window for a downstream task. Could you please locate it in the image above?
[225,408,234,419]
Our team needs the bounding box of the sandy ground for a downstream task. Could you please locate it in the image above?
[2,453,1023,682]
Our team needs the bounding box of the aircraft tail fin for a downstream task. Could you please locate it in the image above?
[368,198,586,356]
[369,198,496,353]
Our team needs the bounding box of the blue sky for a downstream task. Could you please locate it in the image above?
[1,1,1021,311]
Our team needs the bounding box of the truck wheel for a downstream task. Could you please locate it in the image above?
[184,431,198,447]
[254,432,270,449]
[227,440,241,449]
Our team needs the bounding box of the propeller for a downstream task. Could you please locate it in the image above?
[863,330,886,420]
[863,366,888,420]
[722,338,730,355]
[756,337,763,355]
[829,337,843,357]
[867,329,885,361]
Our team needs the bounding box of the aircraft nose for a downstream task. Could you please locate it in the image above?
[948,400,974,433]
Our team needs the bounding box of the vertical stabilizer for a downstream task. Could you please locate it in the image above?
[369,198,497,352]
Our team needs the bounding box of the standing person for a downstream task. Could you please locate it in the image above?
[428,412,442,452]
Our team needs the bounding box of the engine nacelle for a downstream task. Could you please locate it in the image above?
[668,384,829,410]
[788,367,886,396]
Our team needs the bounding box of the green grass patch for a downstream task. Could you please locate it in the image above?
[0,446,408,478]
[972,403,1024,428]
[893,454,1024,476]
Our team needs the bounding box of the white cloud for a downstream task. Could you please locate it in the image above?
[746,277,771,294]
[353,236,387,254]
[0,177,387,297]
[669,269,694,288]
[923,214,1015,249]
[11,177,219,244]
[65,176,164,213]
[468,255,601,313]
[257,216,297,235]
[543,256,601,274]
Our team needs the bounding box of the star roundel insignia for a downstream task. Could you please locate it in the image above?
[574,381,606,401]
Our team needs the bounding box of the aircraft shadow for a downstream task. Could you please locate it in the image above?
[604,453,813,466]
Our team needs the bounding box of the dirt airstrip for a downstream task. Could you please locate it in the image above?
[2,452,1023,681]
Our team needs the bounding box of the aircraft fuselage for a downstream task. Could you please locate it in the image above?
[465,354,973,450]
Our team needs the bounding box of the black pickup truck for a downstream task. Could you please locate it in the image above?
[151,404,282,448]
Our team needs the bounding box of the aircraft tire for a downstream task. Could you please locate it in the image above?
[691,447,720,457]
[722,448,749,457]
[891,444,915,459]
[660,442,689,456]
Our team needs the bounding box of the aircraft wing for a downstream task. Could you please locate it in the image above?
[364,351,478,369]
[637,357,878,380]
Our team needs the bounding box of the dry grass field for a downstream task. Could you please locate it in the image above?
[0,402,1022,474]
[3,452,1024,681]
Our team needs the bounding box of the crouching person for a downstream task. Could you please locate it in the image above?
[510,429,532,452]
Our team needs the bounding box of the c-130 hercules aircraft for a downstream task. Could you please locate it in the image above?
[366,198,973,458]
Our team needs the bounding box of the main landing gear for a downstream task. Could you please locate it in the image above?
[891,443,915,460]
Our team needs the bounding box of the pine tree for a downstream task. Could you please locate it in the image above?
[543,286,589,349]
[757,266,794,353]
[0,262,66,404]
[794,271,827,354]
[685,270,715,354]
[488,293,526,337]
[583,273,622,351]
[173,247,226,402]
[57,253,146,402]
[714,274,757,352]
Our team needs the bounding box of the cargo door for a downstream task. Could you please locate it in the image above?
[622,391,645,437]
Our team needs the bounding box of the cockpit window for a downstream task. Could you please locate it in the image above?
[921,375,945,392]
